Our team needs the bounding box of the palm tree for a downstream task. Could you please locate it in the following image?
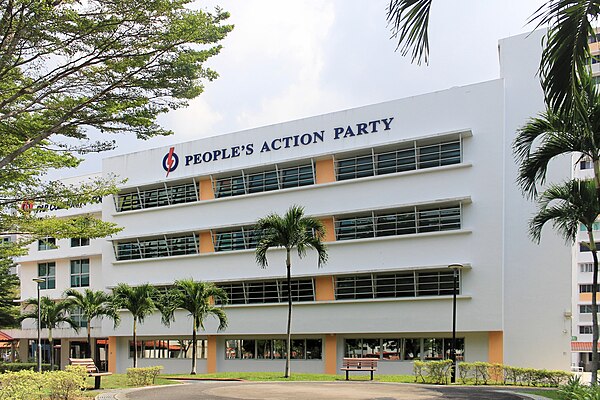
[255,205,328,378]
[529,179,600,381]
[20,296,79,370]
[111,283,157,368]
[386,0,596,117]
[158,279,228,374]
[63,288,120,359]
[514,70,600,200]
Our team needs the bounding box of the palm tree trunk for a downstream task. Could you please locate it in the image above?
[285,249,292,379]
[191,321,197,375]
[133,319,137,368]
[48,329,53,371]
[87,321,92,359]
[590,229,599,384]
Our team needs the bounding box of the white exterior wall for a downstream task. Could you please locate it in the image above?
[7,31,575,374]
[499,30,572,369]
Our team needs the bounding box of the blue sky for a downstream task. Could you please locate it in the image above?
[69,0,547,175]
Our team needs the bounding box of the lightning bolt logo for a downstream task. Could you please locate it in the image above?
[162,147,179,177]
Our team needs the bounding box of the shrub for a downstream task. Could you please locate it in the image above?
[0,362,51,373]
[0,370,44,400]
[127,366,163,387]
[421,361,571,387]
[45,370,85,400]
[424,360,453,384]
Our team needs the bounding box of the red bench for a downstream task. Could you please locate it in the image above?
[341,357,378,380]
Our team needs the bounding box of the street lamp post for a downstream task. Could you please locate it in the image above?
[32,278,45,373]
[448,264,464,384]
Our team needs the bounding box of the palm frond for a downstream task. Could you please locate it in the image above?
[533,0,600,119]
[386,0,432,65]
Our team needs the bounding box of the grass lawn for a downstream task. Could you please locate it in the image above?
[80,373,179,397]
[164,372,415,382]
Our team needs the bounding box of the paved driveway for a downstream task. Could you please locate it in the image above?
[121,381,537,400]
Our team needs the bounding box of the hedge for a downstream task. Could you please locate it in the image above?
[126,366,163,387]
[0,362,51,373]
[414,360,571,386]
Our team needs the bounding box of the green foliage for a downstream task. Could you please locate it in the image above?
[64,365,87,381]
[45,370,85,400]
[0,369,85,400]
[0,362,50,372]
[158,279,227,374]
[126,366,163,387]
[112,283,157,368]
[63,288,119,357]
[413,359,453,384]
[450,362,571,387]
[0,369,44,400]
[0,258,19,328]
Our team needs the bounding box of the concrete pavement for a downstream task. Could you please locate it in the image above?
[95,380,554,400]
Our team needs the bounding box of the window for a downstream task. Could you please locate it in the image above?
[129,339,207,359]
[218,278,315,305]
[344,338,462,361]
[214,163,315,198]
[335,205,461,241]
[71,238,90,247]
[580,222,600,231]
[214,227,262,252]
[581,263,594,273]
[335,269,458,300]
[580,284,594,293]
[335,139,461,181]
[37,262,56,290]
[38,237,56,251]
[580,305,594,314]
[70,259,90,287]
[117,182,198,212]
[115,234,198,261]
[580,159,594,170]
[70,307,87,328]
[580,242,600,252]
[580,326,593,334]
[225,339,321,360]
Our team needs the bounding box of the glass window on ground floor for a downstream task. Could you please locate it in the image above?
[128,339,207,359]
[225,338,322,360]
[344,337,464,361]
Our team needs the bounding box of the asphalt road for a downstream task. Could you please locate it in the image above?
[121,381,541,400]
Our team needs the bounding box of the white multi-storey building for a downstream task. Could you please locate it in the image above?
[7,29,575,374]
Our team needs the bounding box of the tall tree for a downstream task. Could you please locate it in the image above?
[0,0,233,258]
[63,288,119,359]
[111,283,156,368]
[255,205,327,378]
[20,296,78,370]
[515,71,600,381]
[158,279,228,375]
[529,179,600,381]
[0,258,19,328]
[386,0,597,118]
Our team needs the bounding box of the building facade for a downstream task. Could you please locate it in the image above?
[9,29,574,374]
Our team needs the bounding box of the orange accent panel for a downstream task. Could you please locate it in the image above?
[108,336,117,373]
[199,231,214,253]
[315,276,334,301]
[315,158,335,184]
[319,217,336,242]
[488,331,503,365]
[591,42,600,53]
[324,334,337,375]
[207,335,217,374]
[579,293,600,302]
[199,179,215,200]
